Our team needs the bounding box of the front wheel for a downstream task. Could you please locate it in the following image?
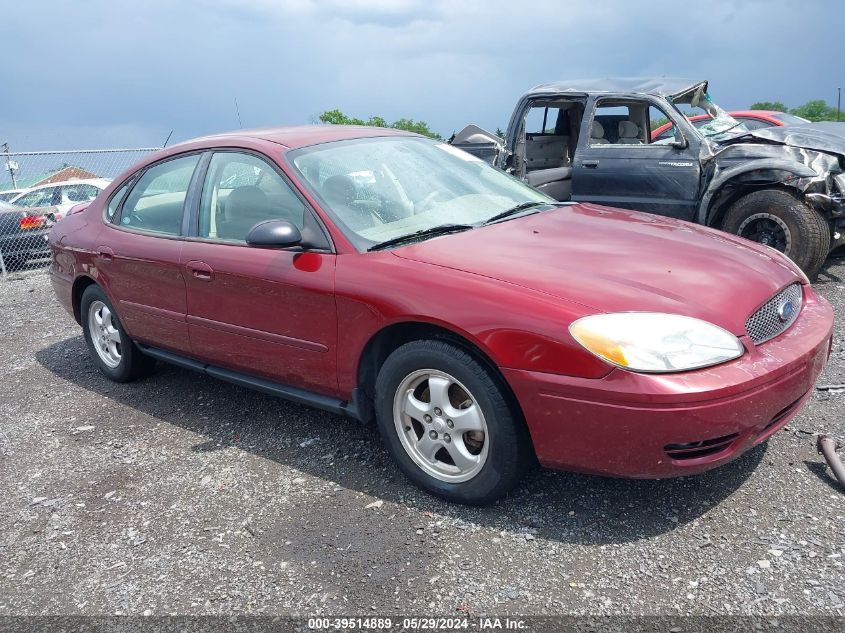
[80,285,156,382]
[722,189,830,278]
[374,340,532,504]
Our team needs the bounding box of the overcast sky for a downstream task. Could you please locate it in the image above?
[2,0,842,150]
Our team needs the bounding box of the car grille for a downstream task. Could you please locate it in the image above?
[745,283,803,345]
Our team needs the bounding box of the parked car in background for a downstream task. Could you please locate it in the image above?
[451,78,845,277]
[0,199,59,270]
[651,110,810,141]
[10,178,110,216]
[0,188,31,202]
[48,125,833,504]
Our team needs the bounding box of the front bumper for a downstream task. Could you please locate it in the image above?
[504,288,833,478]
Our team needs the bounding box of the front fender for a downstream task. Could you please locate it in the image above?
[697,159,818,225]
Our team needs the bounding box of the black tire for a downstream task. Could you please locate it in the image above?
[80,285,156,382]
[374,340,532,504]
[721,189,830,278]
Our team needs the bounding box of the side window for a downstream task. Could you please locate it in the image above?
[591,104,631,145]
[648,106,675,143]
[119,154,200,235]
[14,187,55,207]
[106,182,131,221]
[524,107,561,135]
[592,101,671,146]
[199,152,306,242]
[63,184,101,203]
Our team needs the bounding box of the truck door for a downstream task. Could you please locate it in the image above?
[571,96,702,221]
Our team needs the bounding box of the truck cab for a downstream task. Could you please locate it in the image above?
[450,77,845,277]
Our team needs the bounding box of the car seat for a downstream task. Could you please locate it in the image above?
[218,185,276,240]
[590,121,610,144]
[617,121,643,144]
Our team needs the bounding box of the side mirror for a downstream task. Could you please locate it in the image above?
[246,219,302,248]
[670,131,689,149]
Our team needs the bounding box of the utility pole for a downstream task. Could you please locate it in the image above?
[1,142,17,188]
[838,87,841,122]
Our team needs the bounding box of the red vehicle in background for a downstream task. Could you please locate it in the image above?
[652,110,810,141]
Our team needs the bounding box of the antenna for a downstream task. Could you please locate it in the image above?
[234,98,243,128]
[162,130,174,148]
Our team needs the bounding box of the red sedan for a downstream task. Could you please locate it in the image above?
[651,110,810,141]
[48,126,833,504]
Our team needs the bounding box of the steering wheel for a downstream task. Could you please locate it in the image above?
[415,190,449,214]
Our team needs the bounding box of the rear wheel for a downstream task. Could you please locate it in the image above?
[80,285,156,382]
[722,189,830,278]
[374,340,531,504]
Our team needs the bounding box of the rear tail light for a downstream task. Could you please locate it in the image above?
[20,215,46,230]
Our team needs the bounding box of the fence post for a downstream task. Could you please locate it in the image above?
[0,245,7,278]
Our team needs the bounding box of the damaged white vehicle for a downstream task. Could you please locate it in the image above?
[452,78,845,277]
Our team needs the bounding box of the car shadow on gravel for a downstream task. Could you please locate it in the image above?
[37,335,764,546]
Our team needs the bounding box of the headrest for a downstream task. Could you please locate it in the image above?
[591,121,606,138]
[618,120,640,138]
[226,186,270,218]
[323,175,356,205]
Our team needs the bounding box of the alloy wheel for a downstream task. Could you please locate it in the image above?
[88,300,122,368]
[737,212,792,253]
[392,369,489,483]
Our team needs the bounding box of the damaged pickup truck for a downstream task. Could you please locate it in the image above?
[451,78,845,277]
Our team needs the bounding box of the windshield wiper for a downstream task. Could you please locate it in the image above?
[482,201,550,225]
[367,224,475,251]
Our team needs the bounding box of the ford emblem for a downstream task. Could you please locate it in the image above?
[777,300,795,322]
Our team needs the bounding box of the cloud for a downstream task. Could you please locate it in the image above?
[0,0,841,149]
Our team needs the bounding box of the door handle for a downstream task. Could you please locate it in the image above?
[582,160,600,168]
[97,246,114,262]
[186,260,214,281]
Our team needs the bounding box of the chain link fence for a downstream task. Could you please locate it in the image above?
[0,148,160,278]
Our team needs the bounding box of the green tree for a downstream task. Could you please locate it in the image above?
[750,101,787,112]
[790,99,838,122]
[317,109,442,139]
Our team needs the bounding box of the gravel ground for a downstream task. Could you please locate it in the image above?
[0,264,843,617]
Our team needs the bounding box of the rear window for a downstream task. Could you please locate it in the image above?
[119,154,200,235]
[771,113,811,125]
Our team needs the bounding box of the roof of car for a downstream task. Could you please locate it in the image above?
[14,178,111,192]
[725,110,784,117]
[526,77,706,98]
[189,125,418,150]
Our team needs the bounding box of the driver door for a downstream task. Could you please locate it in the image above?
[572,96,702,220]
[180,150,338,394]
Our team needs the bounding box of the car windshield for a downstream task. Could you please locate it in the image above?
[670,90,749,142]
[287,136,553,250]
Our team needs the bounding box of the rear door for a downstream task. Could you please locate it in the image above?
[180,150,338,394]
[571,96,702,220]
[100,153,202,354]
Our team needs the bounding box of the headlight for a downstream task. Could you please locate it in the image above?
[569,312,744,373]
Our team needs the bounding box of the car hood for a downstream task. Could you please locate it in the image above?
[733,122,845,158]
[392,203,802,336]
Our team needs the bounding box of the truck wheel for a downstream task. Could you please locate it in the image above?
[722,189,830,278]
[374,340,532,504]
